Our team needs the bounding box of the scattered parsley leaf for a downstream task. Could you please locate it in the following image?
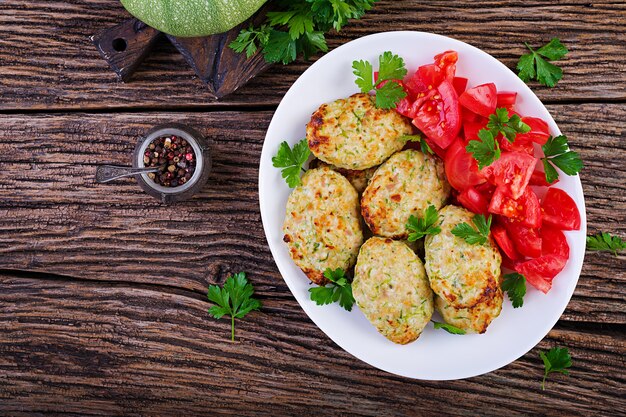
[207,272,262,342]
[517,38,568,87]
[432,321,466,335]
[352,51,407,109]
[539,347,572,390]
[502,273,526,308]
[405,205,441,241]
[309,268,355,311]
[399,134,422,142]
[451,214,492,245]
[466,129,501,169]
[487,107,531,142]
[420,139,434,155]
[231,0,376,65]
[586,232,626,256]
[541,135,583,183]
[272,139,311,188]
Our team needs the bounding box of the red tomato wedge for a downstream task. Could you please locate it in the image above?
[457,186,490,215]
[410,80,461,149]
[492,223,522,261]
[459,83,497,118]
[460,107,484,124]
[516,255,567,293]
[516,117,550,145]
[452,77,468,96]
[497,92,517,108]
[483,152,536,199]
[541,226,570,260]
[501,217,542,258]
[489,187,542,228]
[530,169,559,187]
[542,188,581,230]
[444,138,486,190]
[499,135,535,155]
[463,120,487,142]
[434,50,458,80]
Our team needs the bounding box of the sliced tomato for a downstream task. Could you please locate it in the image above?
[459,83,497,118]
[457,186,490,215]
[497,92,517,109]
[492,223,522,261]
[489,187,542,228]
[541,226,570,260]
[516,255,567,293]
[516,117,550,145]
[483,152,536,199]
[452,77,468,96]
[499,135,535,155]
[460,107,484,124]
[502,217,542,258]
[463,120,487,142]
[424,136,447,159]
[529,169,559,187]
[501,254,521,271]
[541,188,581,231]
[411,80,461,149]
[434,50,458,80]
[444,138,486,191]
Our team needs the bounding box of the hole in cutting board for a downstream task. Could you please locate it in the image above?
[112,38,127,52]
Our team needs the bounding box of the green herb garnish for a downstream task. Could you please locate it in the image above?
[466,129,501,169]
[272,139,311,187]
[406,205,441,241]
[487,107,531,143]
[517,38,568,87]
[207,272,262,342]
[309,268,355,311]
[502,273,527,308]
[539,347,572,390]
[586,232,626,256]
[432,321,466,335]
[353,51,408,109]
[451,214,492,246]
[541,135,583,184]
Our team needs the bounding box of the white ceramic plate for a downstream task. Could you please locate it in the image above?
[258,31,586,380]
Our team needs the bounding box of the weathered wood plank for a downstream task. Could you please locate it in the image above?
[0,275,623,416]
[0,0,624,111]
[0,104,624,325]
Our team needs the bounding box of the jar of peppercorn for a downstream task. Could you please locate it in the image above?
[132,124,211,203]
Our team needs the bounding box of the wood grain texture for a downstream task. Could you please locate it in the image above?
[0,105,624,326]
[0,274,624,416]
[0,0,624,111]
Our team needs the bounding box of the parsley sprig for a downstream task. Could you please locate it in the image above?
[539,347,572,390]
[432,321,466,335]
[309,268,355,311]
[487,108,531,143]
[207,272,262,342]
[451,214,492,246]
[230,0,377,64]
[466,129,501,169]
[399,134,433,155]
[587,232,626,256]
[272,139,311,187]
[541,135,583,184]
[406,205,441,241]
[353,51,408,109]
[517,38,568,87]
[502,273,526,308]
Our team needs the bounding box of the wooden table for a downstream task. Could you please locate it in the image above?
[1,1,624,415]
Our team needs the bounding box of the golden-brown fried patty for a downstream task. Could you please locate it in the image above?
[306,93,413,170]
[435,288,503,334]
[309,159,378,194]
[353,237,434,344]
[361,149,450,238]
[282,167,363,285]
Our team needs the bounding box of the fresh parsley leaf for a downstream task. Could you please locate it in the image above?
[539,347,572,390]
[541,135,583,183]
[405,205,441,241]
[375,79,407,109]
[517,38,568,87]
[263,29,297,64]
[451,214,492,245]
[377,50,408,81]
[421,139,434,155]
[399,134,422,142]
[587,232,626,256]
[466,129,501,169]
[487,107,531,142]
[272,139,311,188]
[432,321,466,335]
[229,25,271,58]
[352,59,374,92]
[502,273,526,308]
[309,268,355,311]
[207,272,262,342]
